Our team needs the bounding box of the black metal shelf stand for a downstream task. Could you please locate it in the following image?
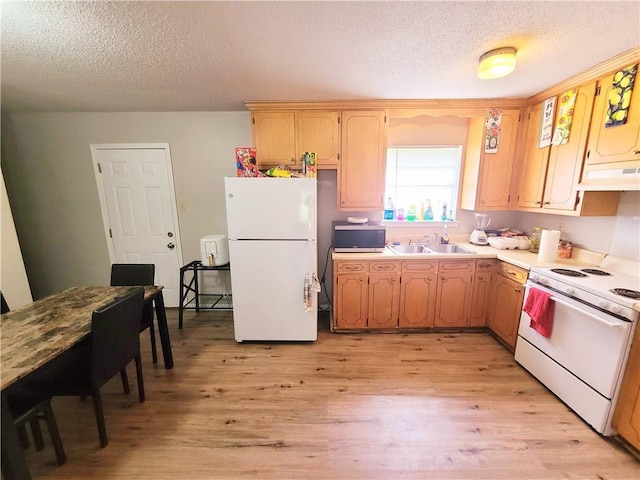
[179,260,232,328]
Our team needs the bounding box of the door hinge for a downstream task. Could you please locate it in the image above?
[109,228,112,238]
[575,192,581,207]
[508,194,511,202]
[252,116,255,125]
[595,85,601,96]
[337,152,340,161]
[384,115,387,123]
[337,116,341,124]
[97,163,102,174]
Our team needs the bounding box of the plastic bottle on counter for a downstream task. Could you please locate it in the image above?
[397,207,405,221]
[441,225,450,244]
[424,200,434,220]
[407,204,417,221]
[441,202,447,221]
[383,198,396,220]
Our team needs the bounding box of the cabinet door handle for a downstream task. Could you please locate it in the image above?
[535,201,541,205]
[515,288,521,293]
[543,201,551,205]
[507,270,517,276]
[634,150,640,155]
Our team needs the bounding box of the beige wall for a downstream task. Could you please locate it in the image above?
[1,111,637,305]
[0,168,32,308]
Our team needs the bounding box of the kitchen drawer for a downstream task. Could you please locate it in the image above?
[497,262,528,284]
[402,261,437,273]
[370,261,400,273]
[438,260,476,273]
[476,259,497,272]
[335,261,368,273]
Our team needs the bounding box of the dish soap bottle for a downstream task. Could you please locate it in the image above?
[441,225,450,244]
[384,198,396,220]
[424,199,434,220]
[407,204,417,221]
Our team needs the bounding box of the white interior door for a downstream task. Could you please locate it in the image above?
[91,144,182,306]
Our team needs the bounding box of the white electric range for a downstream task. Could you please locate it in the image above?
[515,255,639,435]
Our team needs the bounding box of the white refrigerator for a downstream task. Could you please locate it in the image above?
[224,177,318,342]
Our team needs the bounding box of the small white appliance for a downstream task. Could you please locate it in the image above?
[200,234,230,266]
[469,213,491,245]
[224,177,318,342]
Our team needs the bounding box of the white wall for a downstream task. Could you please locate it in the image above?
[0,168,32,308]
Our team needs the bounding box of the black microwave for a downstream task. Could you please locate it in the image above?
[332,221,386,252]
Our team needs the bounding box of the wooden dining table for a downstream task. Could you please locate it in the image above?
[0,285,174,480]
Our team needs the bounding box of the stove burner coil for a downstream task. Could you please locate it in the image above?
[610,288,640,299]
[581,269,611,276]
[550,268,588,277]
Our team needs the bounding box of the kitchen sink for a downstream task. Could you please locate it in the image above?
[425,244,476,254]
[388,244,429,254]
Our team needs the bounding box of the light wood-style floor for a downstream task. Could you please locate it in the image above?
[23,310,639,479]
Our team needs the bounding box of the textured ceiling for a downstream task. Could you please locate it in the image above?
[1,1,639,113]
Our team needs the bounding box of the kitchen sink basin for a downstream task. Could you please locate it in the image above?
[388,244,429,254]
[425,244,476,254]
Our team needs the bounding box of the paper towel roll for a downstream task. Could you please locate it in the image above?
[538,229,561,262]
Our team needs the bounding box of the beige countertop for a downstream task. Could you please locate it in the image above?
[332,242,606,271]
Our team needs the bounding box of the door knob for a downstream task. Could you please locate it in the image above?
[167,243,175,249]
[168,232,174,238]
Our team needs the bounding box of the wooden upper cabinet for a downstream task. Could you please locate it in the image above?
[253,111,340,169]
[517,102,550,209]
[517,84,620,216]
[252,112,297,167]
[338,110,388,211]
[460,108,520,210]
[585,70,640,168]
[542,82,596,211]
[296,111,340,168]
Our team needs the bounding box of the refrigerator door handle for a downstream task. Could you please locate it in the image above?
[308,191,316,241]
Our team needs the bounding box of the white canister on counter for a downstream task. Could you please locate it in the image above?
[538,229,561,262]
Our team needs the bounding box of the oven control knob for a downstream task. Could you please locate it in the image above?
[566,288,575,296]
[598,300,609,309]
[611,305,622,314]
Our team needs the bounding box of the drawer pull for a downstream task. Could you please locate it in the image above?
[344,265,361,271]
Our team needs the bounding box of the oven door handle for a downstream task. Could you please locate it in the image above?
[549,296,625,328]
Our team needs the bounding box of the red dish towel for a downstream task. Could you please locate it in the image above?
[523,288,554,338]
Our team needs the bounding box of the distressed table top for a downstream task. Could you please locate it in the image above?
[1,285,163,390]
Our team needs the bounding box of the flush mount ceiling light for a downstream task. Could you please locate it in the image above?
[478,47,517,80]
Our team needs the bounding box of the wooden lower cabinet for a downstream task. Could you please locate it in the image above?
[368,262,400,328]
[434,260,475,327]
[612,328,640,451]
[333,261,369,329]
[487,262,527,349]
[398,261,437,328]
[469,259,497,327]
[333,257,508,332]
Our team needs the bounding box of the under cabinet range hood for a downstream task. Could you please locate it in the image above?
[577,166,640,191]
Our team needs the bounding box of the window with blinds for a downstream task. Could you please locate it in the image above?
[385,146,463,221]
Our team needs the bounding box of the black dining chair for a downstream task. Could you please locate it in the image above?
[5,390,67,466]
[26,287,146,448]
[1,292,67,467]
[110,263,157,364]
